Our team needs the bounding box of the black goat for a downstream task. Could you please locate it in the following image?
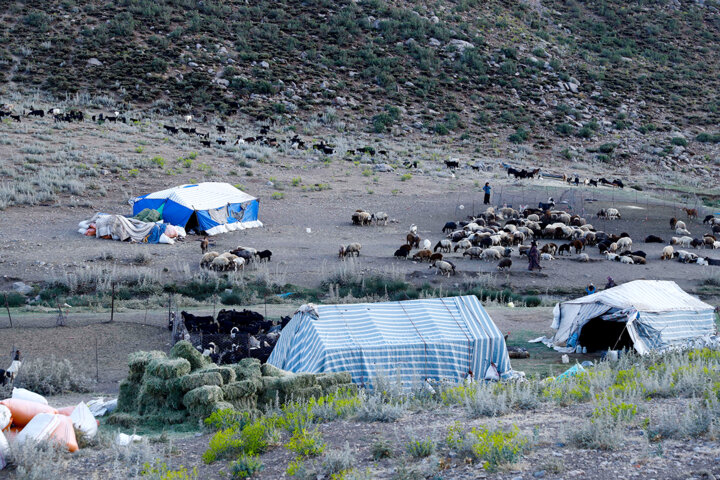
[164,125,178,134]
[445,160,459,169]
[257,250,272,262]
[27,109,44,117]
[181,311,218,334]
[442,221,457,233]
[645,235,664,243]
[216,125,226,133]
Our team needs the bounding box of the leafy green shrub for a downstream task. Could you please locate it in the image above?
[598,143,617,154]
[508,127,529,143]
[141,461,198,479]
[230,455,264,479]
[576,126,593,139]
[271,192,285,200]
[292,177,302,186]
[204,409,251,432]
[671,137,688,147]
[3,292,26,307]
[695,132,720,143]
[372,105,401,133]
[555,123,574,136]
[371,438,393,460]
[467,425,528,471]
[400,173,412,181]
[285,428,326,457]
[405,437,435,458]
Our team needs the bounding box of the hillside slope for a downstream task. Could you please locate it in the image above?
[1,0,719,174]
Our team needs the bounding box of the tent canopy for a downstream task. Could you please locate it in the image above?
[267,296,513,388]
[132,182,261,235]
[549,280,716,355]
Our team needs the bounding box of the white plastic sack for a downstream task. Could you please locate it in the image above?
[158,233,175,244]
[78,220,90,229]
[70,402,97,439]
[12,387,48,405]
[0,431,8,470]
[116,433,143,446]
[483,362,500,381]
[174,226,186,238]
[0,405,11,431]
[15,413,60,446]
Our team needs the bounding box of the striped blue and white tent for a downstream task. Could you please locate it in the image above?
[267,296,513,388]
[132,182,261,235]
[548,280,716,354]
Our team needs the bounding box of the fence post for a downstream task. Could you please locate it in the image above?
[4,293,12,328]
[95,336,99,383]
[110,282,115,323]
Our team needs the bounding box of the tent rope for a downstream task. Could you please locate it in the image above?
[439,297,474,376]
[398,300,429,382]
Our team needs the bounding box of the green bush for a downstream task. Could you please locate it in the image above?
[2,292,26,307]
[285,428,326,458]
[555,123,574,136]
[141,461,198,479]
[598,143,617,153]
[230,455,264,479]
[671,137,688,147]
[405,437,435,458]
[508,127,529,143]
[695,132,720,143]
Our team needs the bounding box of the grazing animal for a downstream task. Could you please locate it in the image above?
[482,249,502,261]
[434,239,452,253]
[421,239,431,250]
[444,159,460,169]
[216,125,226,133]
[394,246,411,259]
[406,233,420,248]
[675,227,691,236]
[616,237,632,253]
[257,250,272,262]
[163,125,178,134]
[463,247,484,259]
[201,251,220,268]
[703,215,717,224]
[200,237,209,254]
[577,253,590,262]
[675,220,687,231]
[442,222,457,233]
[497,258,512,271]
[27,108,44,117]
[454,239,472,252]
[371,212,389,226]
[538,198,555,211]
[201,140,211,147]
[558,244,571,256]
[429,253,443,263]
[571,239,585,254]
[184,115,193,123]
[645,235,664,243]
[412,249,432,262]
[682,207,698,219]
[540,243,558,256]
[338,245,346,259]
[431,260,455,276]
[344,243,362,257]
[588,179,598,187]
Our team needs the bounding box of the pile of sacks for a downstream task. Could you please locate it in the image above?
[109,341,354,427]
[0,388,97,469]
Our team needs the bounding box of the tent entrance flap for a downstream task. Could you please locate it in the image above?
[578,317,633,352]
[184,211,199,233]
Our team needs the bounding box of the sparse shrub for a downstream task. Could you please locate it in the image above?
[17,356,94,395]
[230,454,264,479]
[321,442,355,477]
[463,425,528,472]
[133,252,152,265]
[555,123,574,136]
[355,394,406,422]
[598,143,617,153]
[141,461,198,479]
[647,402,711,440]
[508,126,529,143]
[271,192,285,200]
[371,437,394,460]
[404,436,435,458]
[464,384,509,417]
[204,409,251,432]
[696,132,720,143]
[135,146,144,153]
[292,177,302,186]
[3,291,27,307]
[400,173,412,181]
[568,417,621,450]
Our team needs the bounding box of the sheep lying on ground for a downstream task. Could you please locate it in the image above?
[540,253,555,261]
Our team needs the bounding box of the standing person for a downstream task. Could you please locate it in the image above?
[483,182,492,205]
[528,241,542,271]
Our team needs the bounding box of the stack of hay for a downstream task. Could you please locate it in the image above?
[111,341,355,427]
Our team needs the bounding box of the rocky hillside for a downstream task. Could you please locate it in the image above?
[1,0,720,174]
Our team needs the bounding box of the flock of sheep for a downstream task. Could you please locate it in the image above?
[200,244,272,271]
[339,202,720,278]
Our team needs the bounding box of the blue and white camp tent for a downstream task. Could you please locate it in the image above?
[547,280,716,354]
[267,296,514,388]
[132,182,261,235]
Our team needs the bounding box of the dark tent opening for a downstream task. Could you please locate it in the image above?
[578,317,633,352]
[184,211,199,233]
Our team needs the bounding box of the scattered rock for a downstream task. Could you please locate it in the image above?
[86,58,103,66]
[260,60,270,68]
[12,282,33,295]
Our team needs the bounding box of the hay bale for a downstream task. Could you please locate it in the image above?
[292,385,323,402]
[260,363,287,378]
[128,351,167,382]
[180,371,224,391]
[183,385,224,408]
[143,410,189,426]
[228,396,258,412]
[166,378,187,410]
[142,375,170,396]
[117,380,140,413]
[316,372,352,390]
[232,358,262,380]
[223,380,259,400]
[146,358,191,380]
[201,366,236,385]
[170,340,211,371]
[280,373,317,391]
[106,413,139,428]
[188,401,234,419]
[258,377,284,406]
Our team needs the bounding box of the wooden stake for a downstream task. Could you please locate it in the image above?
[4,293,12,328]
[95,336,99,383]
[110,282,115,323]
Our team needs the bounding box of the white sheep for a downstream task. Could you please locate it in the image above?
[409,224,417,234]
[462,247,483,259]
[619,256,634,264]
[661,246,674,260]
[540,253,555,261]
[526,214,540,222]
[233,257,246,270]
[372,212,388,226]
[184,115,193,123]
[678,236,693,247]
[235,246,258,257]
[421,239,431,250]
[434,239,452,253]
[481,249,502,261]
[606,252,619,261]
[454,239,472,252]
[211,256,230,271]
[714,241,720,249]
[675,227,691,236]
[577,253,590,262]
[200,251,219,268]
[675,220,687,230]
[431,260,455,277]
[616,237,632,253]
[606,208,621,219]
[608,242,618,253]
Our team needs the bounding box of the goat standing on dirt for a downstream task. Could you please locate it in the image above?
[200,236,209,254]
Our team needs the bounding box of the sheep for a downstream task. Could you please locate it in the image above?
[257,249,272,262]
[344,243,362,257]
[442,222,458,233]
[677,236,693,247]
[714,241,720,250]
[211,256,230,271]
[675,220,687,230]
[201,251,220,268]
[540,243,558,256]
[558,244,571,256]
[406,233,421,248]
[577,253,590,262]
[184,115,193,123]
[616,237,632,253]
[431,260,455,277]
[670,217,678,229]
[462,247,483,259]
[682,207,698,219]
[661,246,674,260]
[234,246,258,257]
[339,245,347,259]
[394,247,409,259]
[233,257,246,270]
[358,211,372,226]
[675,227,691,236]
[454,239,472,252]
[645,235,664,243]
[703,235,717,247]
[618,256,634,264]
[482,249,502,261]
[608,242,619,253]
[630,255,646,265]
[421,239,431,250]
[412,249,432,262]
[434,239,452,253]
[233,249,254,263]
[526,214,540,222]
[497,258,512,271]
[371,212,389,226]
[677,250,698,263]
[606,252,619,261]
[540,253,555,261]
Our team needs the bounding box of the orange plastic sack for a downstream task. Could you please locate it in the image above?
[57,406,75,416]
[0,399,58,428]
[50,415,78,453]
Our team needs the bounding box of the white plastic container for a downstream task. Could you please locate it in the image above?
[607,350,619,362]
[561,354,570,364]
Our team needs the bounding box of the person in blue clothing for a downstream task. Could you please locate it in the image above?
[483,182,491,204]
[585,283,596,295]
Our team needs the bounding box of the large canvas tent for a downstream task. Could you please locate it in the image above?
[132,182,261,235]
[267,296,514,388]
[546,280,716,355]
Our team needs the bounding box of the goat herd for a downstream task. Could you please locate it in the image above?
[343,201,720,277]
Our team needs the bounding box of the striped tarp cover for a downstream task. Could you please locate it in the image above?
[267,296,513,388]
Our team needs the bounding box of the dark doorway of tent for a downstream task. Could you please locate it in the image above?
[577,317,633,352]
[184,211,200,234]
